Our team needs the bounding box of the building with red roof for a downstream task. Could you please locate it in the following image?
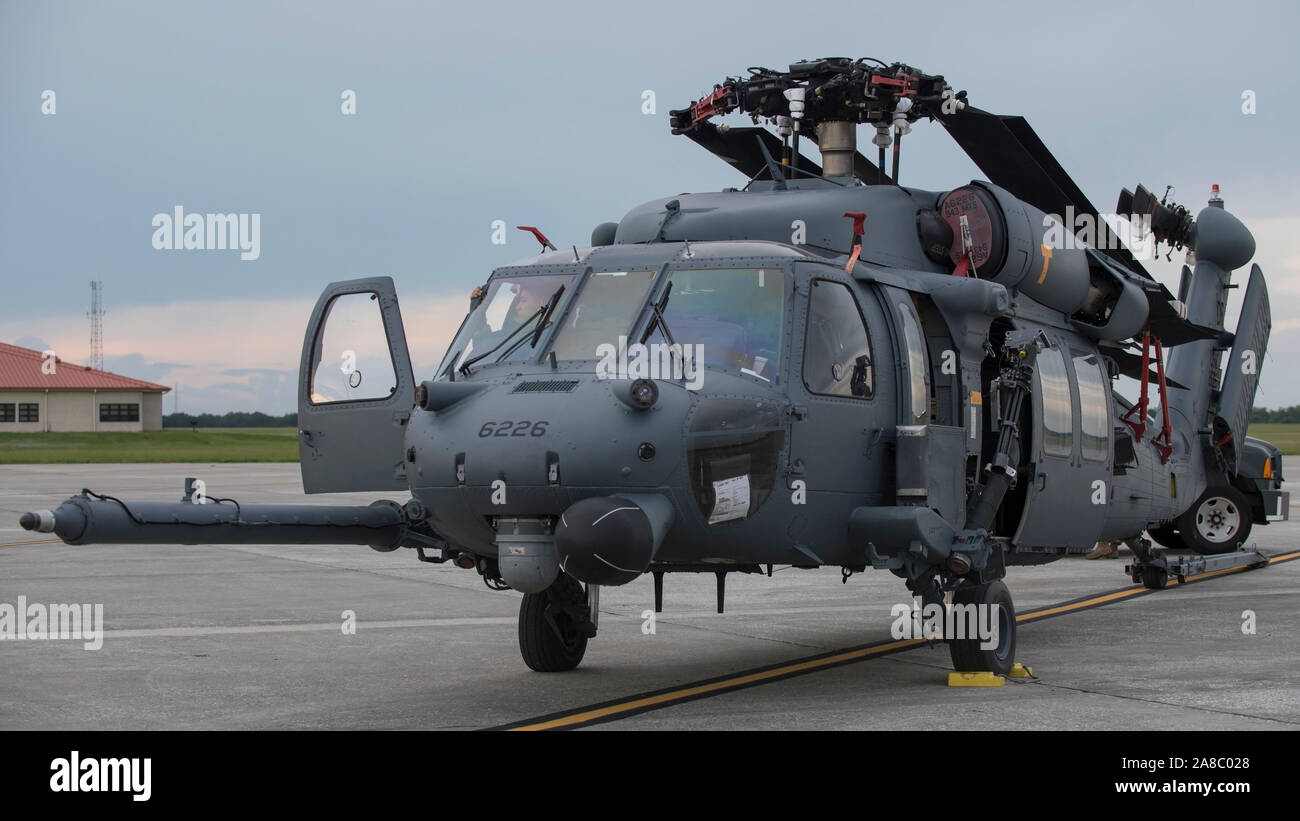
[0,342,170,432]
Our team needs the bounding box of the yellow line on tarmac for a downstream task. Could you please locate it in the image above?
[510,639,925,731]
[1016,587,1148,622]
[0,538,61,547]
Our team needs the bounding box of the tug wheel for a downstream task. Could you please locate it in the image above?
[518,573,589,672]
[947,580,1016,676]
[1141,566,1169,590]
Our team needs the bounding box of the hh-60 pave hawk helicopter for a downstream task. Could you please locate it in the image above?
[22,58,1289,675]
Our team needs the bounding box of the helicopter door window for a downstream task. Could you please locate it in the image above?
[1036,345,1074,458]
[1074,352,1110,462]
[802,279,873,399]
[309,292,399,404]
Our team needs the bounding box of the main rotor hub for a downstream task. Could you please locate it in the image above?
[669,57,959,135]
[669,57,964,184]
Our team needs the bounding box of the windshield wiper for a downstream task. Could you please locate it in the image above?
[638,281,692,381]
[530,285,565,348]
[639,281,677,347]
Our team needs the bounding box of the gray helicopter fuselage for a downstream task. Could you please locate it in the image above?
[394,175,1215,576]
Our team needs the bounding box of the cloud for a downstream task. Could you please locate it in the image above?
[0,291,470,414]
[13,335,52,352]
[221,368,294,376]
[100,352,188,385]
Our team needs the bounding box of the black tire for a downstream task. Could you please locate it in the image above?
[518,574,589,672]
[1141,565,1168,590]
[1175,486,1253,555]
[947,580,1016,676]
[1146,525,1183,550]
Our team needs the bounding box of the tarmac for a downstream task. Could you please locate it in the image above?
[1,461,1297,730]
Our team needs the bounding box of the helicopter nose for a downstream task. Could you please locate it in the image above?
[410,376,691,490]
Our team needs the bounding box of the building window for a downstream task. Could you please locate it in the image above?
[99,403,140,422]
[18,403,38,423]
[0,404,14,422]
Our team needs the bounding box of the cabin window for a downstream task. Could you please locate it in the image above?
[310,292,400,404]
[896,300,930,424]
[1074,353,1110,462]
[802,279,873,399]
[1036,345,1074,457]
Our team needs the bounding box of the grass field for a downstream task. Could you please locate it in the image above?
[0,428,299,463]
[1245,424,1300,456]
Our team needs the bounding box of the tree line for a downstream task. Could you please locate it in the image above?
[163,412,297,428]
[1251,406,1300,424]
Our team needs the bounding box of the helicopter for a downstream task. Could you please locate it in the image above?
[20,57,1288,677]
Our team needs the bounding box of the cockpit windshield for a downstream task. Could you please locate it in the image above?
[548,270,657,361]
[438,266,787,383]
[643,267,786,383]
[439,274,574,375]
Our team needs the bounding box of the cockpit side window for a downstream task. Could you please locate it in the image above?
[436,273,575,376]
[802,279,874,400]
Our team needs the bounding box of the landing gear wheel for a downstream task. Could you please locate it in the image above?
[1176,486,1252,555]
[518,574,589,672]
[1141,565,1168,590]
[1146,525,1183,550]
[947,579,1016,676]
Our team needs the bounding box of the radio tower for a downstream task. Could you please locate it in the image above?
[88,280,104,371]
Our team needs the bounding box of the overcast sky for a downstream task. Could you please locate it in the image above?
[2,0,1299,413]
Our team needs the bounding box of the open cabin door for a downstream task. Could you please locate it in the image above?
[298,277,415,493]
[1012,334,1109,548]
